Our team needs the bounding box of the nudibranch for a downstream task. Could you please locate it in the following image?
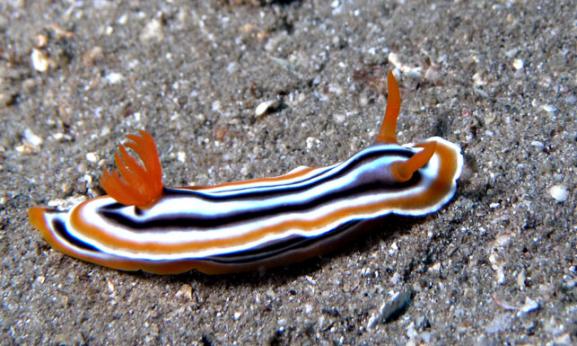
[29,72,463,275]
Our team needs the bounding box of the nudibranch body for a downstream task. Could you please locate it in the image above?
[29,72,463,275]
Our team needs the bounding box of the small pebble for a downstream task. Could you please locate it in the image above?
[305,137,320,150]
[549,184,568,202]
[517,297,540,316]
[31,48,54,72]
[472,72,487,86]
[117,14,128,25]
[489,253,506,284]
[175,284,193,300]
[512,58,524,70]
[106,279,115,294]
[388,52,421,78]
[424,65,441,82]
[332,113,346,124]
[530,140,544,150]
[540,104,558,115]
[105,72,124,84]
[367,287,413,329]
[211,100,221,113]
[23,129,43,147]
[177,151,186,163]
[140,18,164,43]
[415,316,431,330]
[388,52,401,69]
[85,152,98,163]
[255,100,280,118]
[517,271,526,290]
[82,46,104,67]
[34,34,49,48]
[49,23,74,39]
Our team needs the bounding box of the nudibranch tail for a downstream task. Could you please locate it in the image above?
[391,141,437,182]
[28,207,48,239]
[100,130,163,209]
[375,71,401,144]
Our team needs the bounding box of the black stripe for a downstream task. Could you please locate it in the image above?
[202,220,361,264]
[97,146,422,231]
[193,164,335,195]
[161,147,414,201]
[98,172,421,231]
[52,219,100,252]
[96,147,415,219]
